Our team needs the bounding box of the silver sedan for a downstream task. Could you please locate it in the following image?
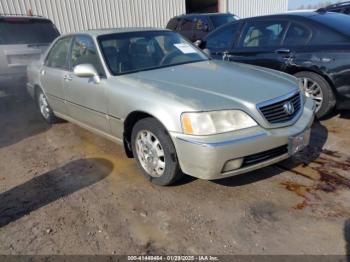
[27,28,315,186]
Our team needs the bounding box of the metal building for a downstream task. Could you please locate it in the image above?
[0,0,288,33]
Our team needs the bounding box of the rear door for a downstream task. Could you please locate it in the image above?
[228,19,288,71]
[40,36,72,116]
[64,35,109,132]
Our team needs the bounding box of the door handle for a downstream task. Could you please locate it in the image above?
[275,48,291,54]
[63,75,73,81]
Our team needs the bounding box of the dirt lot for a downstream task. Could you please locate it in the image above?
[0,95,349,255]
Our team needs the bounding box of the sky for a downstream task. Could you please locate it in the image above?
[289,0,338,10]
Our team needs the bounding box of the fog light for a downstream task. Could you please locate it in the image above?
[222,158,243,173]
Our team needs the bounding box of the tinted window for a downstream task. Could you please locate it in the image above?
[284,23,311,46]
[344,8,350,14]
[210,15,237,28]
[167,18,180,31]
[181,18,195,30]
[98,31,207,75]
[206,23,240,50]
[310,13,350,37]
[193,17,209,31]
[0,18,59,45]
[46,37,71,69]
[240,21,287,48]
[70,35,104,76]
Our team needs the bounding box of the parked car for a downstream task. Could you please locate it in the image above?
[318,1,350,14]
[166,13,239,42]
[27,29,315,186]
[0,14,60,96]
[196,11,350,118]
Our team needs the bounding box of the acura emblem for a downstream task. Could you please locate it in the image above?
[283,101,295,115]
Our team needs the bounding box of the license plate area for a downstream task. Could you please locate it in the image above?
[289,129,311,155]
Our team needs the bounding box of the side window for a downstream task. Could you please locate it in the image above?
[344,8,350,14]
[167,18,179,31]
[240,20,287,48]
[70,35,105,76]
[284,23,311,46]
[206,23,240,50]
[181,18,195,31]
[193,17,209,32]
[45,37,71,69]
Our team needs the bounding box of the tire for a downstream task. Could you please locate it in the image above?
[294,71,336,119]
[36,89,60,124]
[131,117,183,186]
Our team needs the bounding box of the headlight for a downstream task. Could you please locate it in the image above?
[181,110,257,136]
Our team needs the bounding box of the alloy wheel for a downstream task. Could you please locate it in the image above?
[38,93,50,120]
[300,77,323,113]
[135,130,166,177]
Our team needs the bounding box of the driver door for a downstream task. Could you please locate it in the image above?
[64,35,109,132]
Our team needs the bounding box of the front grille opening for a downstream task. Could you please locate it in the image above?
[242,145,288,167]
[259,93,301,124]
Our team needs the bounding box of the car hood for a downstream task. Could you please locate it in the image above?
[123,60,299,111]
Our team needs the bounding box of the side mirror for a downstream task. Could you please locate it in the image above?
[194,39,202,47]
[73,64,100,83]
[203,48,211,58]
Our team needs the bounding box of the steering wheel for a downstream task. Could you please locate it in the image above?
[159,49,182,66]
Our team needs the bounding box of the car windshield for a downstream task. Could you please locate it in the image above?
[210,14,237,28]
[0,18,59,45]
[98,31,208,75]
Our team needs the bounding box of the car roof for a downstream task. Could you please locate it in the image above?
[175,13,233,18]
[64,27,169,37]
[233,11,342,22]
[0,14,50,21]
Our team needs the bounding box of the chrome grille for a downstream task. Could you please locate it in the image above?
[258,92,301,124]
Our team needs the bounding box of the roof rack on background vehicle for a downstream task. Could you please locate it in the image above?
[0,13,43,18]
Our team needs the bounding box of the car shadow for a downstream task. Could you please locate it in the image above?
[210,120,328,187]
[0,95,50,149]
[0,158,113,228]
[339,110,350,120]
[344,220,350,261]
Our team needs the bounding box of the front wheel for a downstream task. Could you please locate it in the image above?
[131,118,183,186]
[294,71,336,119]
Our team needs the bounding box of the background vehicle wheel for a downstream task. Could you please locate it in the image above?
[294,71,336,119]
[131,117,183,186]
[36,89,60,124]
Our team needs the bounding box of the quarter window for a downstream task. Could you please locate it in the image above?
[240,21,287,48]
[70,35,105,76]
[45,37,71,69]
[284,23,311,46]
[206,23,240,50]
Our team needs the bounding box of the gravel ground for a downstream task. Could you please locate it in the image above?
[0,96,349,255]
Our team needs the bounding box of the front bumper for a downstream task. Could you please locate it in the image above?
[170,98,315,180]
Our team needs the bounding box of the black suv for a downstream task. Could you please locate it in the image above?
[197,11,350,118]
[319,1,350,14]
[166,13,238,42]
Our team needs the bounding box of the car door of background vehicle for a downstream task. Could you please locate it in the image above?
[40,36,72,116]
[64,35,109,132]
[204,22,241,60]
[228,19,289,71]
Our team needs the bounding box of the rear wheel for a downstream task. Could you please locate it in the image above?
[294,71,335,119]
[131,118,183,186]
[36,89,60,124]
